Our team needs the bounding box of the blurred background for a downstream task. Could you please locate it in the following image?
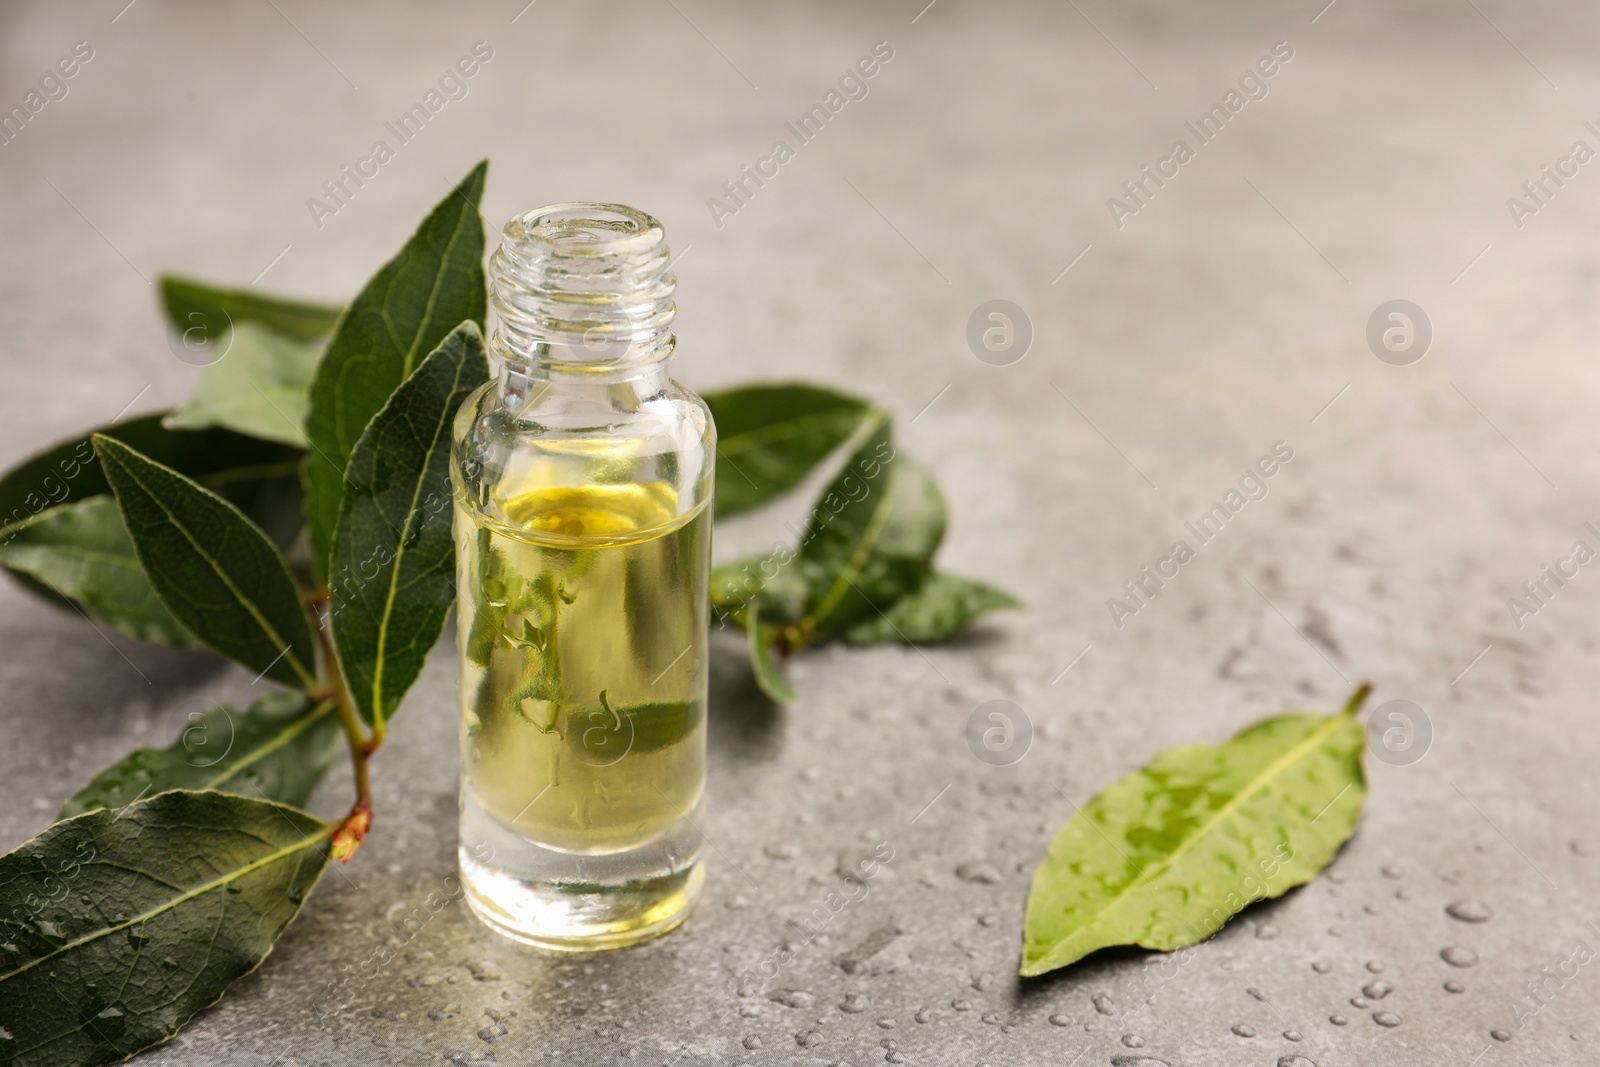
[3,2,1598,1064]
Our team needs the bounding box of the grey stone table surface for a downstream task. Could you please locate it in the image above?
[2,1,1598,1064]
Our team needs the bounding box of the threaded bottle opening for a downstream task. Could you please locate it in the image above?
[490,203,676,370]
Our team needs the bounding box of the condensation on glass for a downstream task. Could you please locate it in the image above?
[451,203,713,949]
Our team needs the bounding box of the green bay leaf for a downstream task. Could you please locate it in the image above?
[162,322,322,447]
[93,436,316,689]
[304,160,488,579]
[841,570,1021,645]
[0,790,329,1067]
[710,553,806,628]
[0,414,302,548]
[1020,687,1371,977]
[0,496,200,649]
[568,695,705,760]
[704,383,873,518]
[59,693,343,820]
[747,601,796,703]
[796,415,946,643]
[160,274,342,342]
[329,321,489,729]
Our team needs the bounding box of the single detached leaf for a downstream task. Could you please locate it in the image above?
[304,160,488,578]
[704,383,873,518]
[162,322,322,447]
[796,415,947,643]
[59,692,343,820]
[747,602,796,703]
[0,496,200,649]
[841,571,1021,645]
[160,274,342,342]
[0,414,302,546]
[0,790,329,1067]
[93,436,316,689]
[329,321,489,729]
[1019,686,1372,978]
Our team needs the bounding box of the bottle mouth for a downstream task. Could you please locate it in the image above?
[491,202,676,371]
[502,203,667,258]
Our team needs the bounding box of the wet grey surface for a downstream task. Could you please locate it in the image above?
[2,1,1598,1064]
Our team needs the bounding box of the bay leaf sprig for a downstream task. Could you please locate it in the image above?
[709,400,1020,701]
[0,163,497,1066]
[0,158,1020,1066]
[1020,684,1372,977]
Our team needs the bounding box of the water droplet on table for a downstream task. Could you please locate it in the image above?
[1329,1014,1348,1026]
[742,1035,762,1050]
[1231,1023,1256,1038]
[1440,946,1479,968]
[468,960,506,982]
[956,861,1002,884]
[1446,900,1492,923]
[1444,979,1466,993]
[1490,1029,1511,1041]
[1362,979,1393,1000]
[840,992,870,1013]
[1311,959,1332,974]
[1092,993,1117,1015]
[1372,1011,1401,1028]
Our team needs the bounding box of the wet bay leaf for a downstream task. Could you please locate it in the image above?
[59,693,343,820]
[0,496,200,649]
[93,436,316,689]
[0,790,329,1067]
[1019,687,1371,977]
[329,321,489,729]
[304,160,488,579]
[704,383,874,517]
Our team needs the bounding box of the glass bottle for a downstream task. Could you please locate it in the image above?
[451,204,713,949]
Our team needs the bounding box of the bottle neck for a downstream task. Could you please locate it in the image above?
[488,203,677,387]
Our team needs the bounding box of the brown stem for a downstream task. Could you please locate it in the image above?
[312,601,376,860]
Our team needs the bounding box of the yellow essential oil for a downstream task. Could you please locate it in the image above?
[452,205,713,949]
